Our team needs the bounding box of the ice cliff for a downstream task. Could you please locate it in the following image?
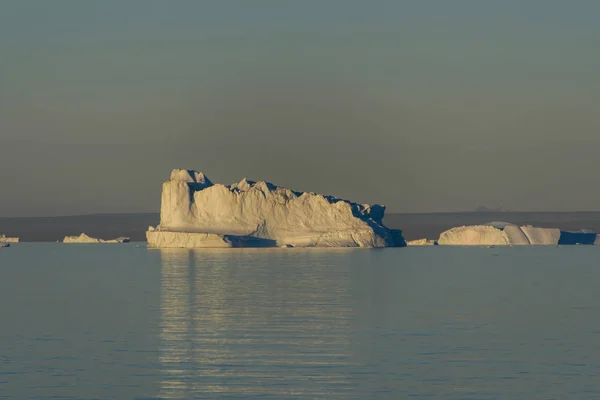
[438,222,597,246]
[63,233,130,244]
[146,169,405,248]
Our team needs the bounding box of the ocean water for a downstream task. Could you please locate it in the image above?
[1,244,600,399]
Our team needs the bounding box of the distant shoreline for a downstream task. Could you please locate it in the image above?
[3,211,600,243]
[4,210,600,219]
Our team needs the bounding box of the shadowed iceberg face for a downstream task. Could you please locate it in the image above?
[147,169,405,248]
[558,231,597,245]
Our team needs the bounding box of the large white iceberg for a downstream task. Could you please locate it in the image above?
[438,222,597,246]
[63,233,130,244]
[146,169,404,248]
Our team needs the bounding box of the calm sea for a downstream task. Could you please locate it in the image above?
[1,244,600,399]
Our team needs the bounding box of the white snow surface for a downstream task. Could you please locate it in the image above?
[147,169,404,248]
[438,223,595,246]
[63,233,130,244]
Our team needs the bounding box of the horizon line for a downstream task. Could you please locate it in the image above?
[3,210,600,219]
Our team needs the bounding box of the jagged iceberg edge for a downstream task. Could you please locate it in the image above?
[146,169,405,248]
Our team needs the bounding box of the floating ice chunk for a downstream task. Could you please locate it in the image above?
[63,233,130,244]
[438,223,596,245]
[0,234,19,243]
[406,238,438,246]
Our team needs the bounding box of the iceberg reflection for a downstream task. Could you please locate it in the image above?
[158,248,357,398]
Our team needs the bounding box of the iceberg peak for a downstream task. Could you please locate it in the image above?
[170,169,213,189]
[233,177,253,191]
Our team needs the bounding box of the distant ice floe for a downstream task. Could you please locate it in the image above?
[63,233,130,244]
[406,238,438,246]
[146,169,405,248]
[438,222,597,246]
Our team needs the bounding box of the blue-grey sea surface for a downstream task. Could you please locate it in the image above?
[1,244,600,399]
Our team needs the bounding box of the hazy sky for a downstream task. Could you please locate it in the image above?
[1,0,600,216]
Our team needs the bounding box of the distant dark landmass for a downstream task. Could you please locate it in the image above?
[0,213,159,242]
[473,205,510,212]
[2,211,600,242]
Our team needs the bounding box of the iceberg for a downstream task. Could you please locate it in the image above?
[63,233,130,244]
[406,238,438,246]
[438,222,597,246]
[146,169,405,248]
[0,234,19,243]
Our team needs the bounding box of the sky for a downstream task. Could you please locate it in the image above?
[1,0,600,216]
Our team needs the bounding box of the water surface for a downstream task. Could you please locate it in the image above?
[1,244,600,399]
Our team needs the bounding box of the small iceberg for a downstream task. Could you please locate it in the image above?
[63,233,130,244]
[438,222,597,246]
[406,238,438,246]
[0,234,19,243]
